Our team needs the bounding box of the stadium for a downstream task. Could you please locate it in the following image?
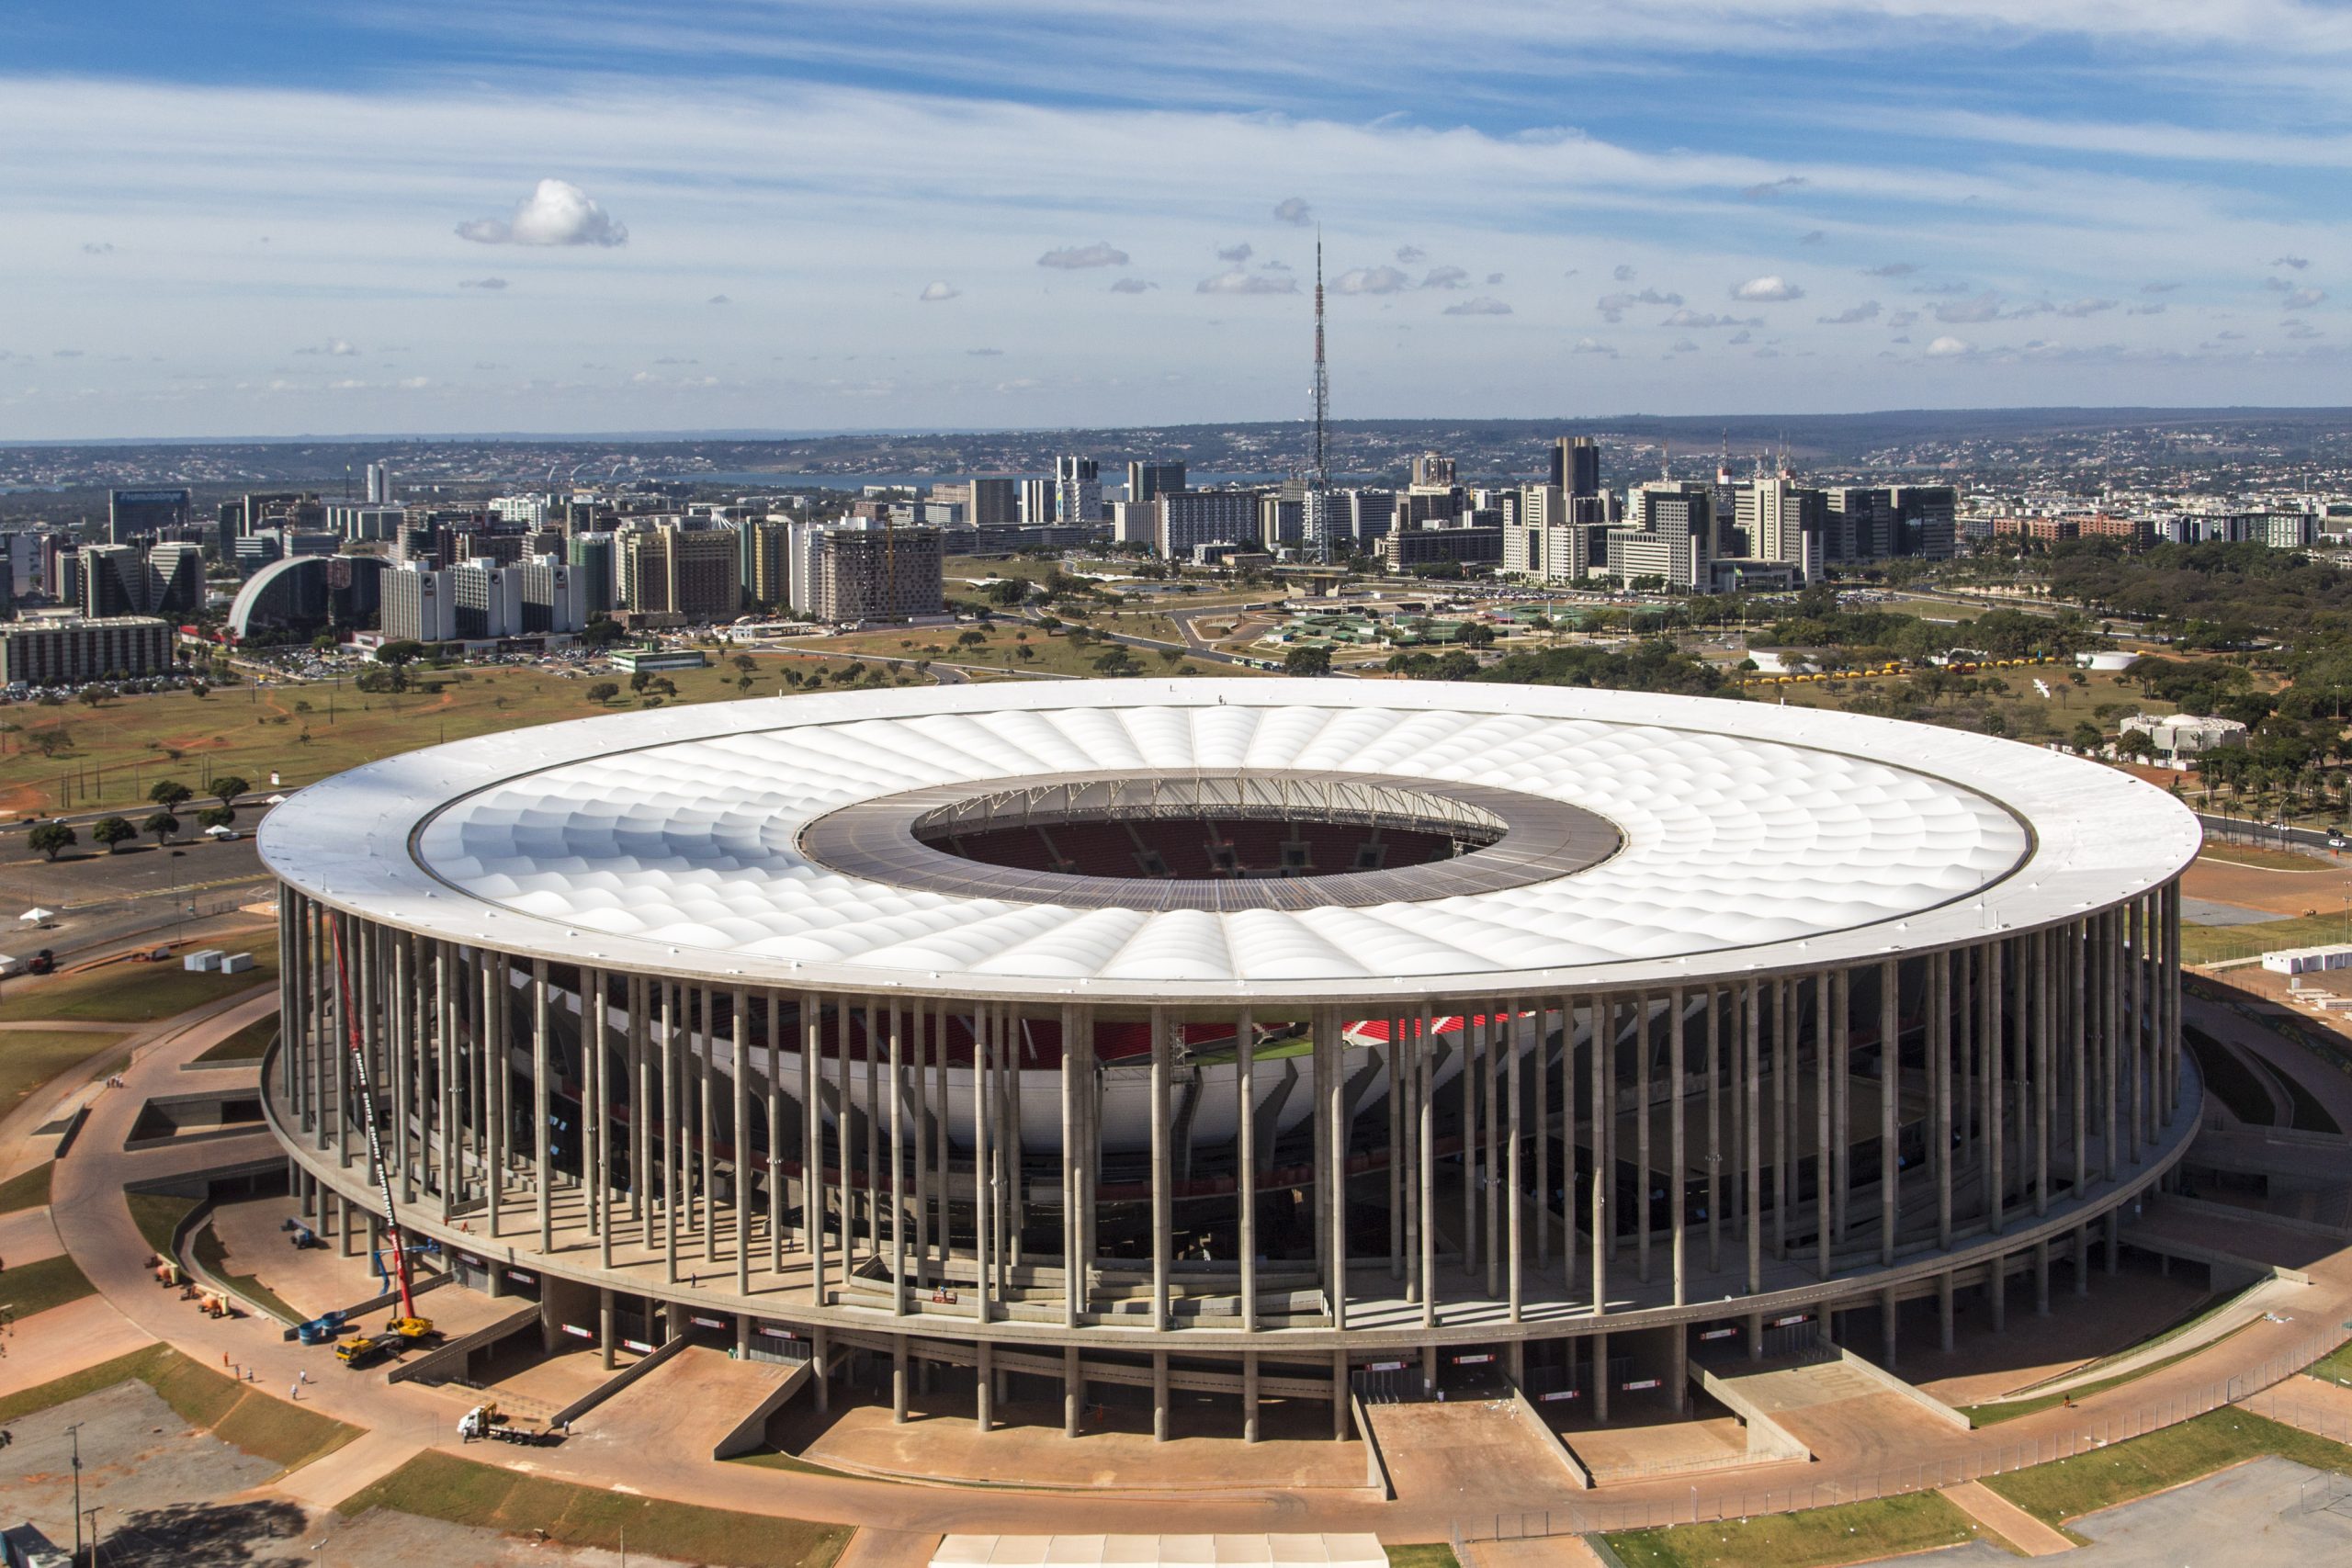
[258,678,2199,1452]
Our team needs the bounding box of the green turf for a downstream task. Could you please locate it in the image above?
[0,934,278,1024]
[1382,1548,1460,1568]
[1605,1490,1993,1568]
[0,1250,96,1318]
[0,1027,132,1117]
[1981,1408,2352,1526]
[2305,1339,2352,1388]
[192,1011,277,1064]
[0,1341,358,1474]
[339,1450,851,1568]
[127,1190,199,1256]
[0,1160,52,1213]
[1961,1329,2251,1426]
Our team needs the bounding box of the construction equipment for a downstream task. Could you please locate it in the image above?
[295,1311,349,1346]
[334,1330,404,1369]
[326,914,432,1348]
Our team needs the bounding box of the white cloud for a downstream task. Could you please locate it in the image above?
[2264,280,2327,309]
[1670,338,1700,352]
[455,178,627,246]
[1396,245,1426,264]
[2056,297,2115,317]
[1272,197,1312,225]
[295,338,361,356]
[1442,297,1512,315]
[1597,288,1680,322]
[967,347,1003,355]
[1732,275,1803,301]
[1817,301,1881,324]
[1420,265,1469,288]
[1038,242,1129,269]
[1333,265,1410,295]
[1925,335,1972,355]
[1216,242,1252,264]
[1664,308,1760,328]
[1197,268,1295,295]
[397,375,430,389]
[458,276,509,290]
[919,280,960,300]
[1108,276,1156,293]
[1571,336,1613,355]
[2128,301,2166,315]
[2284,319,2324,339]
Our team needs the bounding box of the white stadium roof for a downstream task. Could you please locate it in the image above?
[258,679,2199,1004]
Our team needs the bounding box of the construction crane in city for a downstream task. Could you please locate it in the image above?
[326,915,433,1355]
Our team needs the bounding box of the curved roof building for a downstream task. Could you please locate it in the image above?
[259,679,2201,1456]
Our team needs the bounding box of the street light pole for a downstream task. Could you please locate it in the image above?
[66,1420,83,1561]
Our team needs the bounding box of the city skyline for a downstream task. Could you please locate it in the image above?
[6,1,2349,440]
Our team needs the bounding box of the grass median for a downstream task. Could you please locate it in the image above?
[0,1027,132,1117]
[1605,1491,1992,1568]
[1981,1407,2352,1529]
[0,1160,52,1213]
[0,935,277,1025]
[0,1251,96,1318]
[0,1342,358,1473]
[338,1450,851,1568]
[193,1012,277,1064]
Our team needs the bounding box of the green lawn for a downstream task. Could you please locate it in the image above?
[2180,914,2352,967]
[2306,1340,2352,1388]
[1382,1547,1459,1568]
[0,934,277,1024]
[0,1250,96,1318]
[0,1342,358,1473]
[339,1451,851,1568]
[1982,1408,2352,1527]
[193,1011,277,1064]
[0,1160,51,1213]
[0,1027,132,1117]
[1606,1491,1992,1568]
[127,1190,199,1256]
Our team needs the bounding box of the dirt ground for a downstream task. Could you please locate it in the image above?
[2183,853,2352,918]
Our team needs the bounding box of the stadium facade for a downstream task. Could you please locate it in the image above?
[259,681,2199,1442]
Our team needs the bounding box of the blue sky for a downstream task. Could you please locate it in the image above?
[5,1,2347,440]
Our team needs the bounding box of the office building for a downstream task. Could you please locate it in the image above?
[934,478,1022,527]
[0,615,173,685]
[809,525,945,624]
[107,487,191,544]
[739,519,787,610]
[1550,436,1600,498]
[1054,457,1102,525]
[1156,491,1260,560]
[568,534,617,615]
[1612,482,1716,590]
[621,524,742,621]
[365,461,396,504]
[1127,461,1186,504]
[1737,476,1827,582]
[1017,478,1053,525]
[1824,487,1894,563]
[77,540,203,620]
[1381,526,1503,572]
[1891,486,1958,559]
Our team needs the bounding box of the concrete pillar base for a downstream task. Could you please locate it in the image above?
[977,1342,994,1433]
[1151,1352,1170,1443]
[892,1337,909,1425]
[1064,1346,1081,1439]
[1243,1352,1261,1444]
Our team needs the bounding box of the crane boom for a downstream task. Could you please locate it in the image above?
[327,915,419,1324]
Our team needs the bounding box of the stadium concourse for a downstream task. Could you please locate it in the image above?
[255,678,2200,1472]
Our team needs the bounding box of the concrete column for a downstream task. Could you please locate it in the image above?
[1989,1253,2006,1332]
[973,1004,993,1325]
[1060,1004,1080,1330]
[1325,1008,1349,1331]
[1934,949,1952,1252]
[803,996,825,1303]
[1772,979,1790,1262]
[1881,1286,1898,1368]
[1243,1351,1261,1443]
[737,987,755,1298]
[892,1336,908,1424]
[1064,1345,1081,1438]
[701,988,718,1263]
[1150,1010,1171,1331]
[1238,1007,1257,1331]
[1461,1006,1479,1282]
[662,985,680,1283]
[1986,941,2005,1232]
[1510,1003,1525,1321]
[2109,1212,2122,1275]
[2072,924,2089,1202]
[1331,1349,1351,1442]
[1534,998,1552,1275]
[1387,1016,1404,1283]
[813,1327,831,1415]
[2035,930,2052,1218]
[1746,979,1763,1293]
[599,1287,615,1370]
[864,1001,880,1267]
[1593,1329,1611,1425]
[1747,1311,1763,1361]
[1419,1005,1437,1327]
[768,993,786,1274]
[1815,971,1833,1280]
[1151,1351,1169,1442]
[2075,1224,2091,1297]
[1602,994,1618,1267]
[1638,990,1655,1282]
[2034,1239,2052,1316]
[1484,1003,1502,1296]
[2127,899,2143,1163]
[1669,1325,1690,1415]
[887,999,905,1315]
[1668,987,1688,1306]
[834,993,854,1282]
[1938,1272,1955,1353]
[1833,971,1851,1245]
[977,1341,994,1432]
[1705,987,1722,1272]
[1592,993,1611,1314]
[1879,959,1898,1266]
[532,962,552,1252]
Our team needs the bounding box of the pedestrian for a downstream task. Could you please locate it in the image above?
[289,1380,300,1401]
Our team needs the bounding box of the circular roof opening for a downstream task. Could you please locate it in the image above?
[798,769,1623,912]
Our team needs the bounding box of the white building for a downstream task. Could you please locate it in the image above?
[2121,712,2247,759]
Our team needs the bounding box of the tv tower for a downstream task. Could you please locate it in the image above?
[1309,231,1331,559]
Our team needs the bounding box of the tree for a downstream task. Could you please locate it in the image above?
[736,674,754,694]
[986,578,1030,607]
[377,639,427,667]
[145,811,182,845]
[580,616,627,649]
[1283,645,1334,677]
[91,815,137,852]
[585,681,620,705]
[731,653,758,674]
[198,805,236,831]
[28,821,76,861]
[209,774,250,808]
[355,666,404,694]
[1459,622,1496,648]
[149,778,194,809]
[78,685,110,706]
[28,723,72,758]
[629,670,653,694]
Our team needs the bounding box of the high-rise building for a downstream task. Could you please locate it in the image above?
[1340,489,1396,548]
[934,478,1021,527]
[810,525,944,624]
[1611,481,1716,590]
[1549,436,1600,498]
[1054,457,1102,525]
[1737,476,1827,582]
[1156,491,1260,560]
[1409,453,1457,491]
[107,488,190,544]
[621,524,741,621]
[78,540,203,620]
[1825,487,1894,562]
[567,533,616,615]
[1127,462,1185,504]
[365,461,396,504]
[739,519,787,609]
[1891,486,1959,560]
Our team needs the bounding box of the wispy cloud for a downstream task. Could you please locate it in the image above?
[1038,242,1129,269]
[1272,197,1312,225]
[1197,268,1295,295]
[1442,297,1512,315]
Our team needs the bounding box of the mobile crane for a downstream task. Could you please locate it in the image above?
[325,915,435,1368]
